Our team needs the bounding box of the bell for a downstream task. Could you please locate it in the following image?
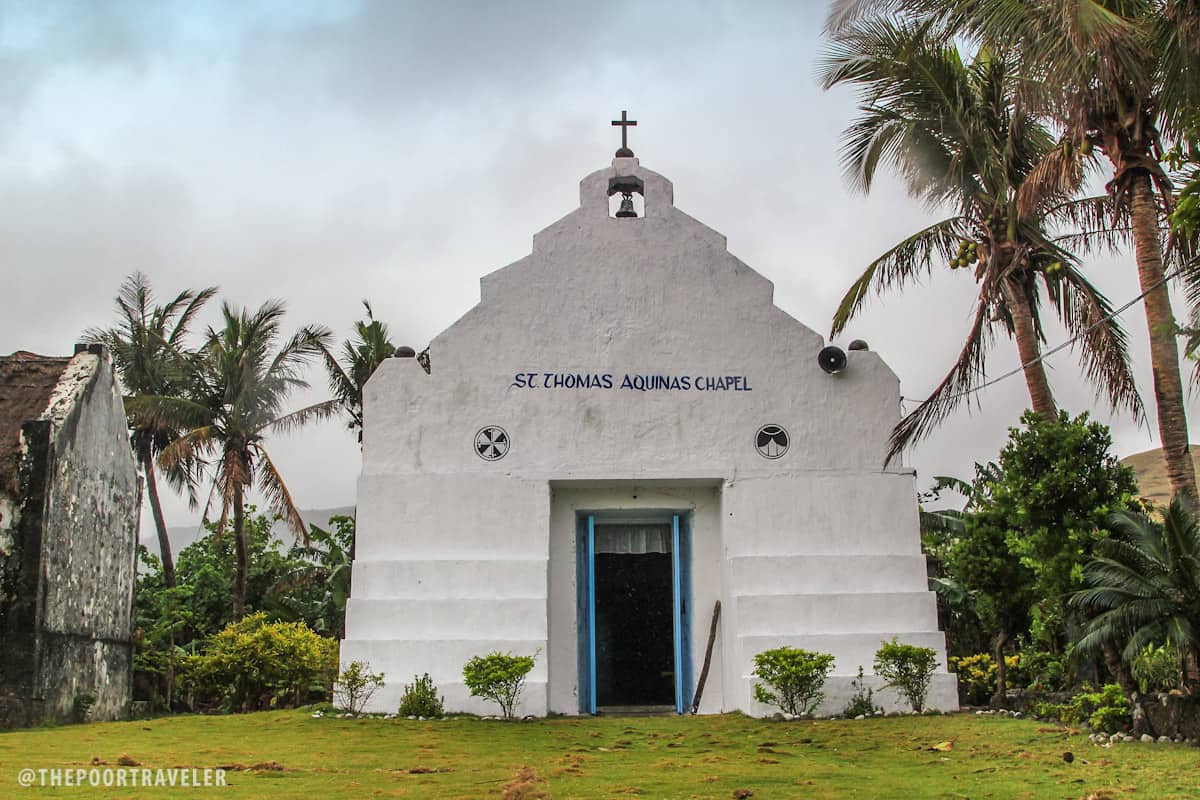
[615,191,637,218]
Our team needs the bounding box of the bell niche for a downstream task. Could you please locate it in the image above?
[608,175,645,219]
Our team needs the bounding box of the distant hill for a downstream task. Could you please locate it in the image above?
[1120,447,1200,509]
[140,506,355,560]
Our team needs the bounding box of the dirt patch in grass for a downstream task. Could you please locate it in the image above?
[501,766,548,800]
[216,761,286,771]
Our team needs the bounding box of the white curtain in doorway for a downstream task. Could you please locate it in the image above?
[593,524,672,554]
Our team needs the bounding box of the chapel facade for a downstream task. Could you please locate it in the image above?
[342,143,957,716]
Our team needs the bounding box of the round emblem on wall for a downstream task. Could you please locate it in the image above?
[474,426,510,461]
[755,424,789,459]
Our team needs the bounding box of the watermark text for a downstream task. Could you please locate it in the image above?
[17,767,227,788]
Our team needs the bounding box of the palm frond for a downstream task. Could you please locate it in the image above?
[886,295,993,465]
[257,447,308,544]
[268,324,334,382]
[1043,261,1144,420]
[321,344,357,408]
[831,217,965,337]
[1017,143,1085,218]
[156,425,215,474]
[166,286,218,349]
[1072,497,1200,662]
[1046,195,1134,256]
[266,400,341,437]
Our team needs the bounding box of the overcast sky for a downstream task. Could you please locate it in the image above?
[0,1,1190,534]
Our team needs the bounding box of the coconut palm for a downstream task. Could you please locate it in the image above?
[147,300,335,620]
[820,18,1142,463]
[322,300,396,444]
[830,0,1200,498]
[83,273,216,588]
[1071,497,1200,693]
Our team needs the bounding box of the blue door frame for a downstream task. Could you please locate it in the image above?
[587,516,597,714]
[671,514,684,713]
[579,513,691,714]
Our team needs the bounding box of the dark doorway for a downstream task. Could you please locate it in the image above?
[594,551,674,708]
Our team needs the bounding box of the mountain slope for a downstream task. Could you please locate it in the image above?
[1120,447,1200,509]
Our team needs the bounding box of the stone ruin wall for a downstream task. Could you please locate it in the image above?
[0,351,139,727]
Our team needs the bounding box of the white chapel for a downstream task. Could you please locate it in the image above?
[341,121,958,716]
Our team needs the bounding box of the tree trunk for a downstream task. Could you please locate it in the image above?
[1183,643,1200,694]
[141,445,176,589]
[232,487,247,622]
[991,631,1008,708]
[140,442,178,710]
[1003,279,1057,419]
[1129,174,1198,510]
[1103,643,1136,696]
[1103,642,1147,735]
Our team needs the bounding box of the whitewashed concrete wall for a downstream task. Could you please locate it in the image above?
[344,157,958,716]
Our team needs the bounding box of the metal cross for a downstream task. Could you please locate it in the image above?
[611,110,637,156]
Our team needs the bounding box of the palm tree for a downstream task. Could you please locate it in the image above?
[820,18,1142,463]
[83,273,216,588]
[1071,497,1200,694]
[322,301,396,444]
[830,0,1200,499]
[148,300,335,620]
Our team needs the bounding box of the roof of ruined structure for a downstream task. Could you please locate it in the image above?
[0,351,71,497]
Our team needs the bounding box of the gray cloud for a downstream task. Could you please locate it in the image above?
[0,2,1189,530]
[0,1,155,139]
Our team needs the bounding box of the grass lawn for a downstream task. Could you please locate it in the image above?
[1,710,1197,799]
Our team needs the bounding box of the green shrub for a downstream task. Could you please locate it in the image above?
[948,650,1066,704]
[334,661,385,714]
[874,638,938,712]
[462,651,537,719]
[751,647,835,716]
[948,653,1018,705]
[1017,650,1067,692]
[1089,703,1132,734]
[1080,684,1131,734]
[1131,643,1182,694]
[180,612,338,711]
[1034,683,1131,734]
[842,666,880,718]
[1031,699,1065,720]
[398,673,445,718]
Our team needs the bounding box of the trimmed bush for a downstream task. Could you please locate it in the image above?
[334,661,385,714]
[751,647,835,716]
[874,638,938,712]
[180,612,338,711]
[462,651,537,719]
[398,673,445,718]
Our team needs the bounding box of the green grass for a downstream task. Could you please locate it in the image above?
[1,710,1197,799]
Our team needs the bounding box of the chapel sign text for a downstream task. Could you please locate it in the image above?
[510,372,753,392]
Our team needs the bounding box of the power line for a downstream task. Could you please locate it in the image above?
[900,262,1189,409]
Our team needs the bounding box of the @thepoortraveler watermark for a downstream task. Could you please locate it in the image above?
[17,767,227,788]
